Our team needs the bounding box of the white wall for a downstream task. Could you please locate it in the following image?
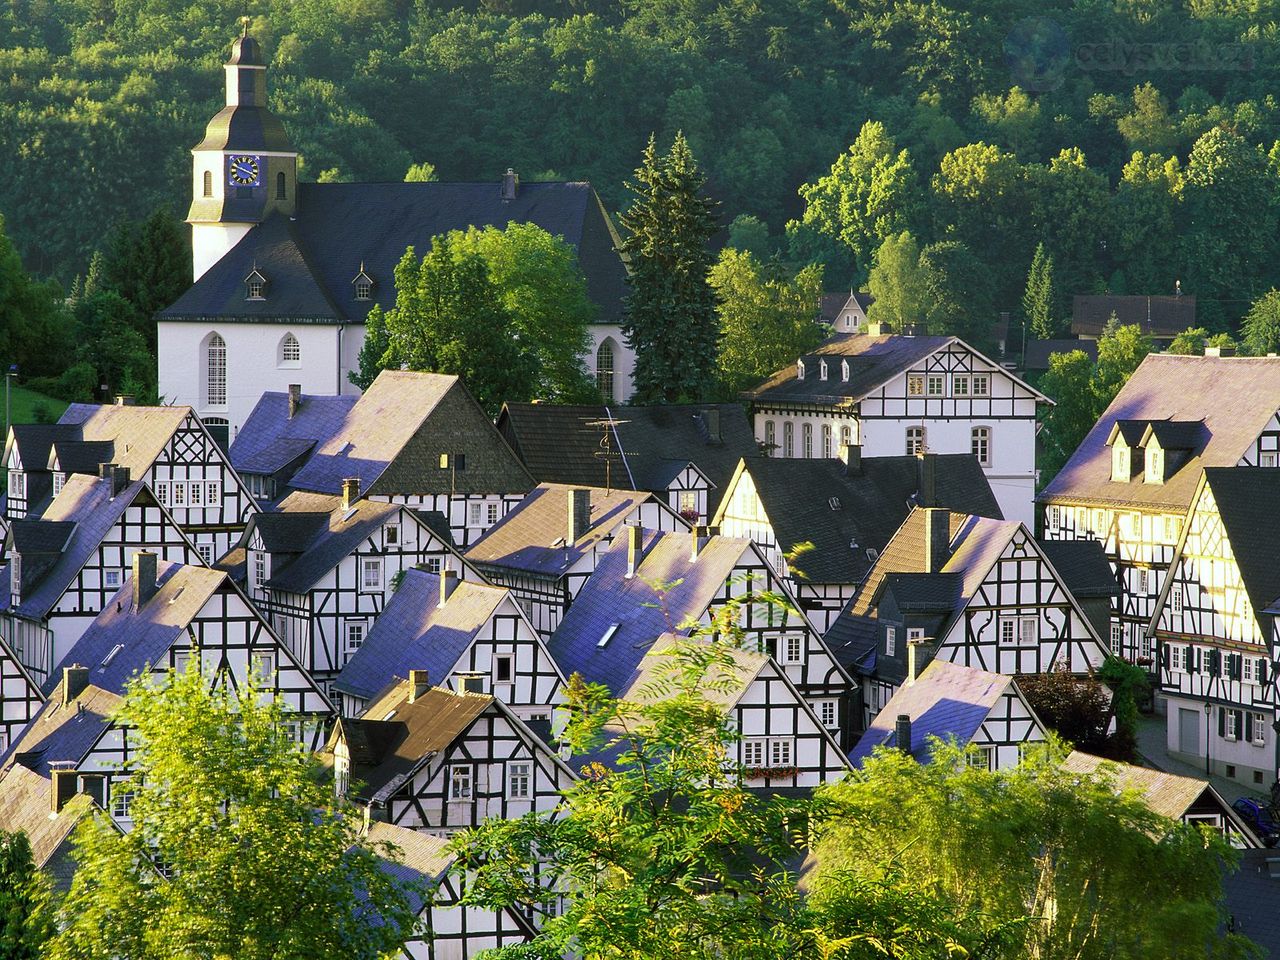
[586,324,635,403]
[190,222,253,283]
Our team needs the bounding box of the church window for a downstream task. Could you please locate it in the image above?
[276,171,287,200]
[202,170,213,197]
[279,333,300,366]
[205,334,227,407]
[783,422,794,457]
[821,424,831,458]
[802,423,813,458]
[596,340,615,400]
[764,420,775,455]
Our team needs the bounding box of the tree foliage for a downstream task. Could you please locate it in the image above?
[46,660,420,960]
[1242,289,1280,356]
[0,830,55,960]
[865,231,923,332]
[1023,242,1058,341]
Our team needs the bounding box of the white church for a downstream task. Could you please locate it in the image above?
[158,29,635,441]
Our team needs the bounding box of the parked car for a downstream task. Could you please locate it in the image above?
[1232,797,1280,847]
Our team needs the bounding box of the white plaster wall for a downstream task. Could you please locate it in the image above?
[190,222,253,282]
[587,324,635,402]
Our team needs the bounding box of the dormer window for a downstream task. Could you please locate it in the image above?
[1145,445,1164,484]
[1111,445,1130,483]
[819,359,828,381]
[797,360,806,380]
[245,267,267,301]
[841,359,849,382]
[352,264,374,302]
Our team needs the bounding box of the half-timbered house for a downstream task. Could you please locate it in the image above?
[228,385,356,505]
[848,658,1048,771]
[231,486,476,692]
[284,371,533,548]
[830,507,1107,726]
[496,403,759,522]
[0,631,42,755]
[1040,354,1280,662]
[1060,750,1260,846]
[1148,468,1280,787]
[746,333,1049,525]
[325,673,574,834]
[548,527,855,747]
[335,569,566,722]
[2,469,203,685]
[465,484,687,636]
[366,820,537,959]
[713,449,1001,631]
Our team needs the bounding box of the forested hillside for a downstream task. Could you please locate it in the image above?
[8,1,1280,328]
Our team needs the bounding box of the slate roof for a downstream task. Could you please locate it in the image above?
[720,453,1002,585]
[880,572,962,612]
[8,423,68,471]
[364,820,455,900]
[496,402,758,515]
[44,562,227,697]
[1023,337,1097,372]
[465,483,670,579]
[848,660,1023,765]
[1198,469,1280,620]
[846,510,975,619]
[1071,294,1195,338]
[229,390,357,477]
[5,477,157,620]
[823,611,881,676]
[1223,849,1280,956]
[335,570,512,700]
[287,371,533,498]
[748,334,955,405]
[624,636,768,709]
[161,180,627,325]
[1059,750,1236,823]
[57,403,191,477]
[0,764,101,869]
[547,529,755,694]
[247,491,405,594]
[1037,540,1117,599]
[1040,355,1280,510]
[5,679,121,777]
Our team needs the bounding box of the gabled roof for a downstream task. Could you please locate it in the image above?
[6,477,162,620]
[1041,354,1280,510]
[52,440,115,475]
[848,660,1028,765]
[496,403,758,515]
[823,610,880,676]
[6,679,121,777]
[1142,419,1209,453]
[623,636,769,710]
[0,764,103,869]
[846,509,972,619]
[1193,468,1280,620]
[44,563,228,697]
[465,483,673,579]
[880,572,962,612]
[718,453,1002,585]
[1036,540,1117,599]
[161,180,627,325]
[229,390,357,477]
[1071,294,1194,338]
[547,529,756,694]
[749,334,953,404]
[6,423,73,472]
[57,403,192,477]
[1022,337,1097,372]
[364,820,455,895]
[287,371,533,498]
[335,570,512,700]
[1059,750,1238,823]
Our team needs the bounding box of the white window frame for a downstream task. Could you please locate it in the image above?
[206,334,227,407]
[821,423,831,459]
[1137,568,1149,594]
[279,333,301,366]
[110,788,134,819]
[1263,452,1278,468]
[1244,656,1256,683]
[906,426,925,456]
[779,634,805,665]
[251,649,276,680]
[783,422,794,457]
[926,374,945,397]
[361,557,383,592]
[819,359,828,381]
[968,746,994,770]
[907,375,924,396]
[743,739,766,768]
[971,374,990,396]
[251,551,267,590]
[205,481,220,505]
[817,699,838,729]
[678,490,697,515]
[508,761,531,800]
[104,569,122,591]
[1018,616,1038,646]
[1226,710,1240,742]
[885,627,897,657]
[468,502,483,526]
[449,764,473,800]
[769,738,794,767]
[802,423,813,459]
[196,543,214,565]
[344,619,368,653]
[52,472,65,497]
[384,523,400,547]
[764,420,775,454]
[999,619,1017,646]
[1252,713,1268,745]
[487,501,500,525]
[1171,589,1183,614]
[7,470,23,499]
[952,374,969,396]
[1109,622,1123,653]
[971,426,991,467]
[492,652,515,685]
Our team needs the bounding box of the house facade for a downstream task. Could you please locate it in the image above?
[0,632,42,754]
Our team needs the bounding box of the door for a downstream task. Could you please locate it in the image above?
[1178,708,1200,755]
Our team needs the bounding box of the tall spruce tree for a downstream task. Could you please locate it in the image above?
[619,132,719,403]
[1023,242,1058,340]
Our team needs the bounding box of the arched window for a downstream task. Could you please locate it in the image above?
[202,170,213,197]
[596,339,615,400]
[819,359,828,381]
[205,334,227,407]
[802,423,813,458]
[279,333,301,367]
[840,424,852,448]
[821,424,831,458]
[783,422,794,458]
[797,360,806,380]
[764,420,775,456]
[276,171,287,200]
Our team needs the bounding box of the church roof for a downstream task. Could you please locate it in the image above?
[161,180,627,326]
[192,104,294,154]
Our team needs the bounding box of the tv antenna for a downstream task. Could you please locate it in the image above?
[584,416,636,495]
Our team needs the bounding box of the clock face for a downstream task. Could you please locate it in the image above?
[228,154,262,187]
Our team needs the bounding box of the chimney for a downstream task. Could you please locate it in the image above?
[51,768,79,814]
[98,462,117,480]
[567,488,591,544]
[342,477,360,511]
[702,408,721,443]
[287,383,302,419]
[1205,344,1236,358]
[133,551,158,609]
[501,168,519,201]
[894,714,913,757]
[837,442,862,475]
[866,320,888,336]
[923,508,950,574]
[114,394,135,406]
[916,451,936,507]
[111,465,131,498]
[461,674,485,694]
[62,664,89,705]
[626,524,642,579]
[438,569,458,607]
[408,669,430,702]
[907,637,930,684]
[690,524,711,561]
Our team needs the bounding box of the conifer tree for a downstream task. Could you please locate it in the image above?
[619,132,719,403]
[1023,242,1058,340]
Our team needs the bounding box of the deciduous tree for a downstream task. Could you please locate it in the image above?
[865,230,923,332]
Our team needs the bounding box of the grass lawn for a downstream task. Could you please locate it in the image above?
[5,383,68,427]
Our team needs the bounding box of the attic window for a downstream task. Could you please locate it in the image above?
[797,360,806,380]
[101,643,124,666]
[841,359,849,382]
[865,548,879,562]
[819,359,828,381]
[245,267,268,301]
[352,264,374,301]
[828,496,841,511]
[597,622,620,648]
[1111,445,1130,483]
[1145,447,1164,484]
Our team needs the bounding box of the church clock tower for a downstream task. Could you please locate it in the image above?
[188,22,297,281]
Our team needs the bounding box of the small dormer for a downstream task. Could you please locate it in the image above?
[352,263,374,302]
[841,358,850,382]
[1138,420,1208,485]
[1143,441,1165,484]
[797,359,806,380]
[1106,420,1147,483]
[245,266,268,301]
[819,359,828,381]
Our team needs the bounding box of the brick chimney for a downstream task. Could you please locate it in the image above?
[408,669,430,703]
[894,714,913,757]
[837,442,861,475]
[98,462,117,480]
[133,551,158,609]
[501,168,519,201]
[111,465,131,498]
[342,477,360,511]
[567,488,591,544]
[62,664,89,705]
[438,569,458,607]
[702,408,721,443]
[923,508,950,574]
[916,451,936,507]
[287,383,301,420]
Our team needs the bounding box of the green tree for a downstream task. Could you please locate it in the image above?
[99,207,191,351]
[403,161,438,182]
[1168,327,1209,355]
[348,303,389,391]
[813,743,1256,960]
[1038,349,1100,486]
[1094,318,1154,406]
[1112,152,1182,295]
[0,830,55,960]
[0,213,69,379]
[72,291,157,401]
[726,214,771,260]
[917,239,993,344]
[1023,242,1058,340]
[1029,148,1110,302]
[46,661,419,960]
[1242,289,1280,356]
[619,132,720,403]
[865,230,923,332]
[711,248,824,393]
[379,237,537,417]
